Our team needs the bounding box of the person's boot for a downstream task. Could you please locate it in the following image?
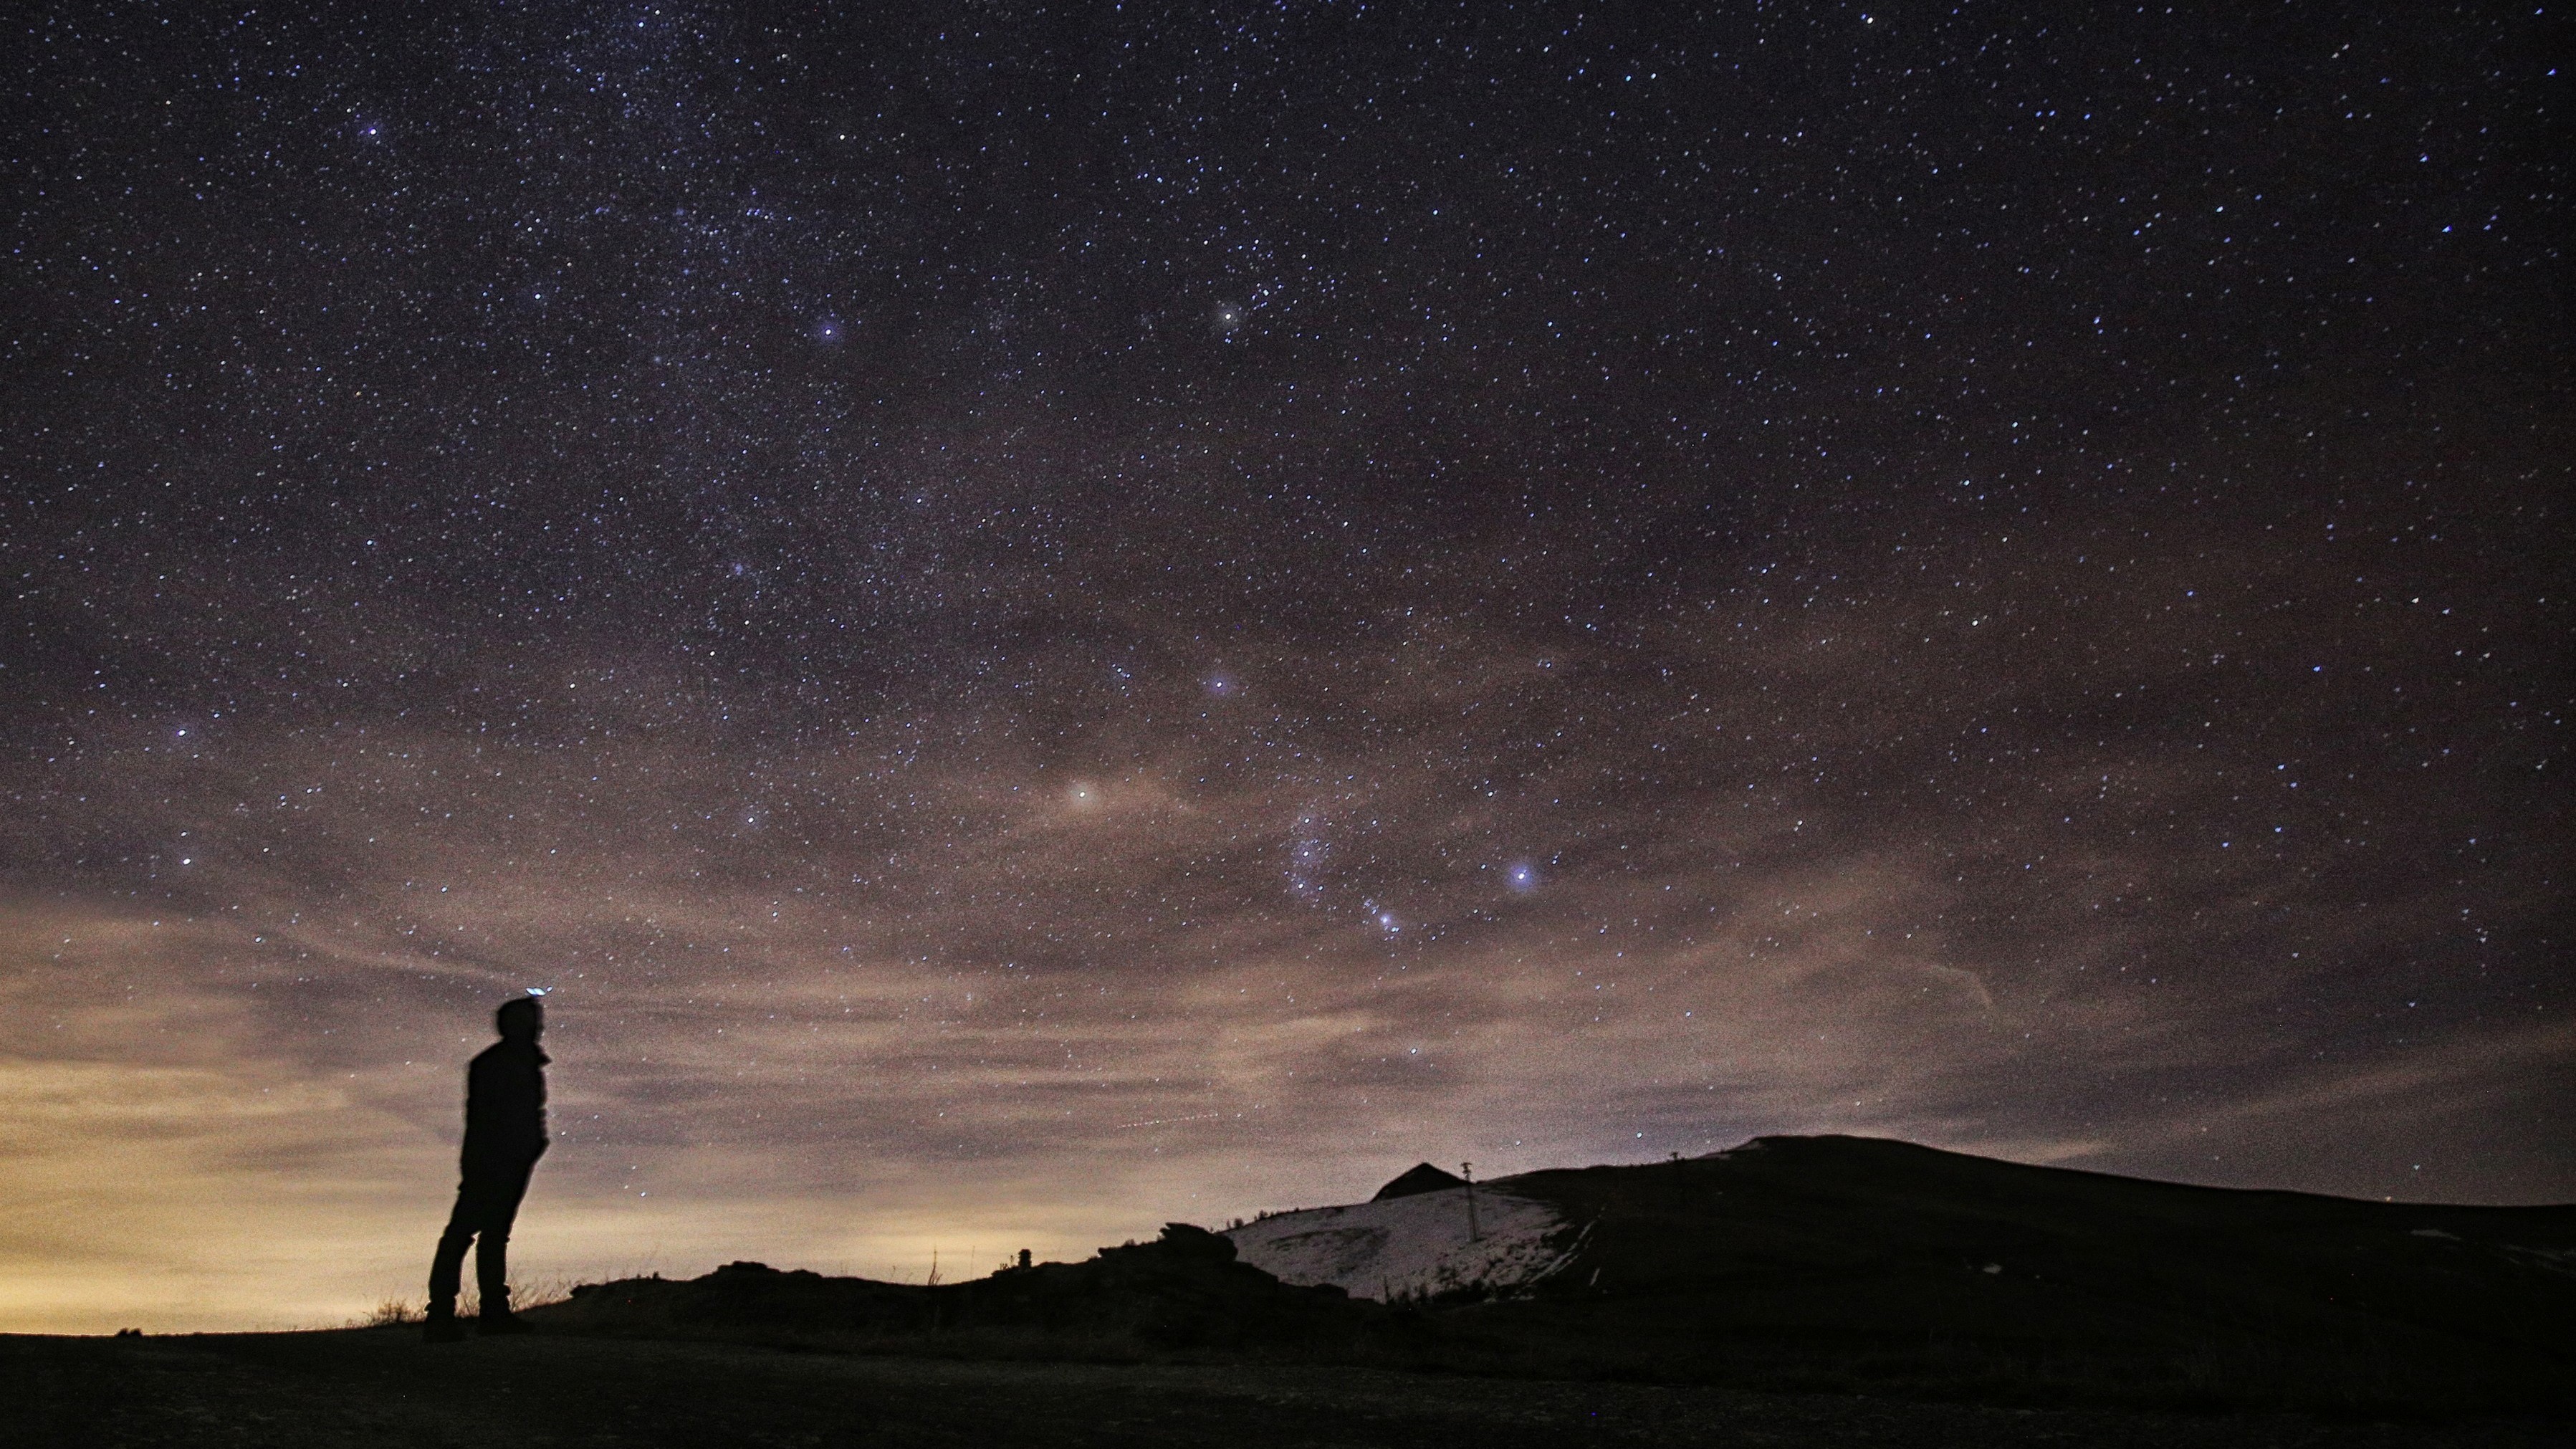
[421,1307,466,1344]
[475,1276,530,1335]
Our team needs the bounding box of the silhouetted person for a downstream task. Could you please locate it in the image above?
[424,995,548,1342]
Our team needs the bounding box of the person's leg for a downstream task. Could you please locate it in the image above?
[471,1163,535,1329]
[424,1183,479,1340]
[428,1189,477,1314]
[472,1219,510,1319]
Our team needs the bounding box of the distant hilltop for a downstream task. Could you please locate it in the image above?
[1237,1132,2576,1311]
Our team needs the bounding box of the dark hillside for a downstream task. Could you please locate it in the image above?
[530,1137,2573,1417]
[1467,1135,2575,1413]
[535,1223,1403,1360]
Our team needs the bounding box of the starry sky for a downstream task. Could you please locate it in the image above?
[2,1,2566,1331]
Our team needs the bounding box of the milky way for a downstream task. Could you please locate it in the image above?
[2,2,2565,1331]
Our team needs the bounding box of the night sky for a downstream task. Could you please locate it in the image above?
[3,2,2565,1332]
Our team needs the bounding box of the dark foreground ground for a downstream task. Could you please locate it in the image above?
[4,1328,2567,1449]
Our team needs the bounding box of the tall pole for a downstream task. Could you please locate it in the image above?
[1462,1159,1480,1242]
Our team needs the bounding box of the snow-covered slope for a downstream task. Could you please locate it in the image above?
[1223,1184,1579,1301]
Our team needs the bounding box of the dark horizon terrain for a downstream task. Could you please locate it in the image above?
[12,1134,2568,1446]
[529,1134,2576,1419]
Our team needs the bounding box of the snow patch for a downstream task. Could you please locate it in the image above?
[1225,1185,1576,1301]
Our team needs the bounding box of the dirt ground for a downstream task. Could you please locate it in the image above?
[3,1328,2565,1448]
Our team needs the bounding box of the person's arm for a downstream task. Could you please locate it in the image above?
[521,1056,550,1161]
